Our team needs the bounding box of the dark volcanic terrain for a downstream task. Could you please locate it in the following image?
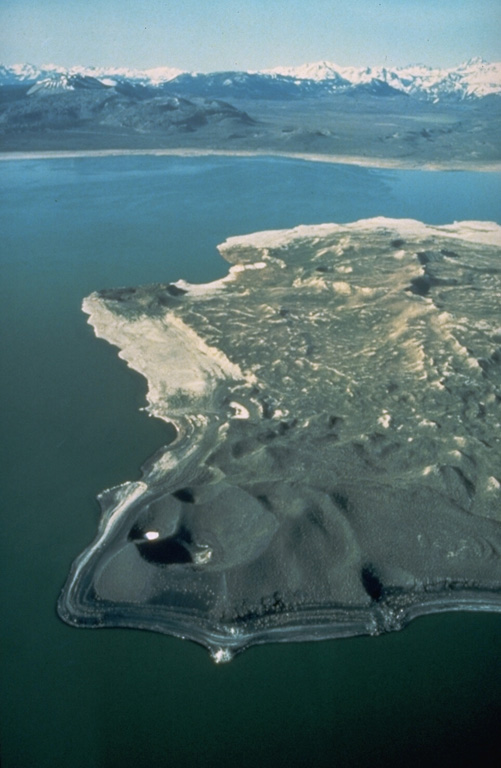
[58,219,501,659]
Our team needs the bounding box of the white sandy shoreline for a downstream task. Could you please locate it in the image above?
[1,146,500,172]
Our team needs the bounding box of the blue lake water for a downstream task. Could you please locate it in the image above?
[1,155,500,768]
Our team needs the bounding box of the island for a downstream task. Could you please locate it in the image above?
[57,217,501,660]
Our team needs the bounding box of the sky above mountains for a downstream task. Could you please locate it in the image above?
[1,0,500,71]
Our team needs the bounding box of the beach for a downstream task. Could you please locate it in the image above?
[2,146,501,172]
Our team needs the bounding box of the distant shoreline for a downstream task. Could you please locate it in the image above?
[1,147,500,172]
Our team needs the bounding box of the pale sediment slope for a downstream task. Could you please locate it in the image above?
[59,217,501,660]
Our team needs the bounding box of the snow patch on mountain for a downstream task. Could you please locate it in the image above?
[263,60,350,84]
[68,65,184,85]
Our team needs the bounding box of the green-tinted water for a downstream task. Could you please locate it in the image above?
[1,156,500,767]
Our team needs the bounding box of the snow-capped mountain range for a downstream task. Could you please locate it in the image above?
[1,58,500,101]
[264,58,501,99]
[0,63,184,87]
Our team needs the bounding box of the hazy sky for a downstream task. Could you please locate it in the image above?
[1,0,500,70]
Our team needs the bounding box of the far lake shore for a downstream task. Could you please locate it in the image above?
[1,147,501,172]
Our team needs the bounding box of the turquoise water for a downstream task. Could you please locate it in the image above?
[1,155,500,768]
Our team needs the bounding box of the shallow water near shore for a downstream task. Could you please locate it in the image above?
[1,155,500,767]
